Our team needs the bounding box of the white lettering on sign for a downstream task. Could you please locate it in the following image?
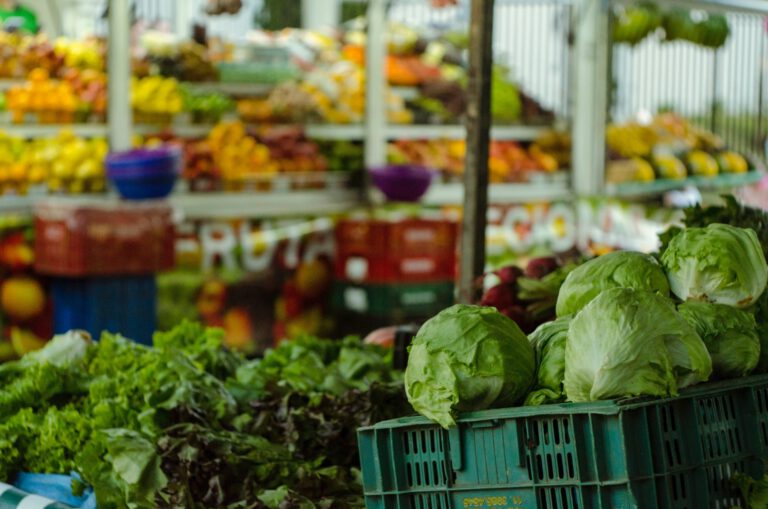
[344,287,368,312]
[200,222,238,271]
[240,222,278,273]
[548,203,577,252]
[401,258,436,275]
[345,257,369,281]
[405,228,436,243]
[196,219,336,272]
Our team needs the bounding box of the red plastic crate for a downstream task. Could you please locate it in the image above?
[34,199,175,276]
[335,249,456,283]
[336,218,458,257]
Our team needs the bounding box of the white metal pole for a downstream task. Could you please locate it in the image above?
[174,0,193,38]
[572,0,609,196]
[108,0,133,152]
[301,0,341,29]
[364,0,388,169]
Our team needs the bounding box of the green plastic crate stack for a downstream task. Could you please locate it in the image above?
[331,281,455,324]
[358,374,768,509]
[331,218,458,327]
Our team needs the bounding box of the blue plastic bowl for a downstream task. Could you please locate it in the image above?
[106,147,180,200]
[109,173,178,200]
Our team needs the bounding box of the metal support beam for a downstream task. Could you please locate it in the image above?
[572,0,610,196]
[302,0,341,29]
[458,0,494,304]
[174,0,193,38]
[364,0,388,170]
[108,0,132,152]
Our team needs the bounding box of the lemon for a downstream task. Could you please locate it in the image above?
[11,327,47,356]
[1,276,45,321]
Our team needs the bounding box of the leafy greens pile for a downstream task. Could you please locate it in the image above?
[0,322,407,508]
[405,220,768,426]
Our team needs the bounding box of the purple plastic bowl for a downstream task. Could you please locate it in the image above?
[369,164,435,202]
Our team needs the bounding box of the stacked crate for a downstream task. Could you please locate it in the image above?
[34,200,175,344]
[332,217,457,331]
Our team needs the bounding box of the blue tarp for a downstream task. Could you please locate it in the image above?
[13,473,96,509]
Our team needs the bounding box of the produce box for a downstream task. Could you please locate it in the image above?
[336,219,458,258]
[34,200,175,277]
[335,249,456,284]
[358,374,768,509]
[51,276,156,345]
[217,62,299,84]
[331,281,454,319]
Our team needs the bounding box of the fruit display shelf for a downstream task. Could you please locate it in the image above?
[180,81,274,97]
[0,79,23,91]
[135,123,550,142]
[612,0,768,15]
[0,188,364,219]
[605,170,765,198]
[0,124,108,138]
[423,174,572,205]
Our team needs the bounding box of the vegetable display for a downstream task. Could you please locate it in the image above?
[556,250,670,317]
[0,323,406,508]
[678,301,760,378]
[524,315,570,406]
[564,288,711,402]
[404,304,535,428]
[406,219,768,430]
[661,224,768,308]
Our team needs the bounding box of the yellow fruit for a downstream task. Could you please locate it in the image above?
[296,260,330,299]
[11,327,47,356]
[607,159,655,184]
[0,341,17,362]
[1,276,46,321]
[633,158,655,182]
[222,308,253,351]
[716,151,748,174]
[653,154,687,180]
[687,151,719,177]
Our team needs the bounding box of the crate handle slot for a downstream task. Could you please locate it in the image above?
[512,419,527,468]
[448,426,462,471]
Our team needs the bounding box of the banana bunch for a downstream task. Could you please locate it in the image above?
[131,76,183,117]
[54,37,105,70]
[606,123,657,158]
[208,121,276,183]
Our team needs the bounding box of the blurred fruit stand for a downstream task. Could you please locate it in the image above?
[0,0,765,356]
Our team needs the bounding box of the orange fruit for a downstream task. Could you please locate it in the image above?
[295,260,330,300]
[1,276,45,321]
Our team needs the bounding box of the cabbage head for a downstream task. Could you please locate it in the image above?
[555,251,670,317]
[661,223,768,308]
[754,292,768,374]
[678,301,760,378]
[524,316,570,406]
[405,304,535,428]
[564,288,712,402]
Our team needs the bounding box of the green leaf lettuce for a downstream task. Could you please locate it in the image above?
[678,301,760,378]
[661,223,768,308]
[564,288,712,402]
[404,304,535,428]
[556,251,670,317]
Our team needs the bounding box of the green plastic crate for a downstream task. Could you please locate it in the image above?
[217,62,299,84]
[358,374,768,509]
[331,282,454,319]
